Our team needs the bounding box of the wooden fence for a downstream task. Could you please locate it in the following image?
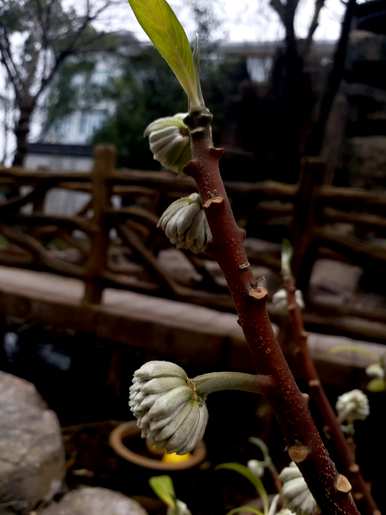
[1,144,386,343]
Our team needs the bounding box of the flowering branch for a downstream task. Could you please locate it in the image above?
[183,108,359,514]
[282,272,379,514]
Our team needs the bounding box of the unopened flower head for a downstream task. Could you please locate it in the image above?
[248,459,265,478]
[129,361,208,455]
[272,288,304,315]
[336,389,369,423]
[276,510,296,515]
[279,462,317,515]
[158,193,212,254]
[366,363,384,379]
[144,113,191,173]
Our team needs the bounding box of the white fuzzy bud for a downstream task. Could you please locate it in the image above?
[276,510,296,515]
[129,361,208,455]
[167,500,192,515]
[336,389,369,423]
[144,114,191,173]
[279,462,317,515]
[366,363,384,379]
[247,459,265,478]
[272,289,304,315]
[158,193,212,254]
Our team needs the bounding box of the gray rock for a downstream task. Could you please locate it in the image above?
[40,487,147,515]
[0,372,65,514]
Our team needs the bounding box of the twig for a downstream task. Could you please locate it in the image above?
[283,274,379,514]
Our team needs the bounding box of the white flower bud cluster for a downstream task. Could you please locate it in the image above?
[366,363,384,379]
[272,289,304,315]
[336,389,369,423]
[129,361,208,455]
[279,462,317,515]
[276,510,296,515]
[144,114,191,173]
[158,193,212,254]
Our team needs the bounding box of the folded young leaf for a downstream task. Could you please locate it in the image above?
[127,0,204,110]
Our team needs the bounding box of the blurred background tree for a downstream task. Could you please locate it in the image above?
[0,0,123,166]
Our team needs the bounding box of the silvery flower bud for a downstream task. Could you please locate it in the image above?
[129,361,208,455]
[247,459,265,478]
[279,462,317,515]
[144,113,191,173]
[366,363,384,379]
[336,389,369,423]
[272,289,304,315]
[167,500,192,515]
[158,193,212,254]
[276,510,296,515]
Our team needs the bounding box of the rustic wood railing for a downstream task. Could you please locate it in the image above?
[1,144,386,343]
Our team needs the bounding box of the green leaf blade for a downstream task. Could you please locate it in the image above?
[216,463,269,514]
[127,0,204,109]
[149,475,176,508]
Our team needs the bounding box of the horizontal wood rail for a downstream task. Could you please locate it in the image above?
[1,146,386,343]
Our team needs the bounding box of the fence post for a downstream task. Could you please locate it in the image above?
[291,157,326,293]
[83,145,116,304]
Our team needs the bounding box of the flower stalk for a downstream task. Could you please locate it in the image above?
[183,108,360,514]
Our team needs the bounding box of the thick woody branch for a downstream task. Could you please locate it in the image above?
[283,275,379,514]
[184,108,359,514]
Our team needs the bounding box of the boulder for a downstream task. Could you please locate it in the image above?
[40,487,147,515]
[0,372,65,514]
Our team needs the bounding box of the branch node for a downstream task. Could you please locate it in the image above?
[302,392,310,402]
[239,261,250,271]
[203,195,224,209]
[335,474,352,494]
[349,463,360,473]
[308,379,320,388]
[288,444,311,463]
[248,286,268,301]
[209,147,225,159]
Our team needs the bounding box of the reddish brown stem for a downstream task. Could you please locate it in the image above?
[284,275,380,515]
[184,109,359,514]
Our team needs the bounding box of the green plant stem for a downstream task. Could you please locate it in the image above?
[184,108,359,514]
[193,372,273,396]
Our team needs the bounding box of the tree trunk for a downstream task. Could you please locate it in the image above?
[12,99,35,167]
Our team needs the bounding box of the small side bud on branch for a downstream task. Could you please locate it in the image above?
[158,193,212,253]
[144,114,191,173]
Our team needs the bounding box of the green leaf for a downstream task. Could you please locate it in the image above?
[216,463,269,515]
[367,378,386,393]
[127,0,204,109]
[149,475,176,508]
[227,507,265,515]
[281,239,293,278]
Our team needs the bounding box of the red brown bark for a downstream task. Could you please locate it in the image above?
[184,109,359,514]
